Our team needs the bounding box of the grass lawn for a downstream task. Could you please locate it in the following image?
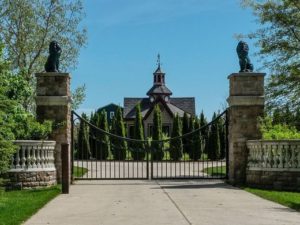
[244,187,300,212]
[203,165,226,176]
[73,166,88,178]
[0,185,61,225]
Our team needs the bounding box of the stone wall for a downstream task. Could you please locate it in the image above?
[7,171,56,190]
[35,73,71,183]
[246,140,300,191]
[246,170,300,191]
[7,140,57,189]
[227,72,265,184]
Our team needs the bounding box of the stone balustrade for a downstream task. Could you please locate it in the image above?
[7,140,57,189]
[246,140,300,191]
[10,140,56,171]
[247,140,300,171]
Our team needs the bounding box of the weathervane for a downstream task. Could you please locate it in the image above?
[157,53,161,68]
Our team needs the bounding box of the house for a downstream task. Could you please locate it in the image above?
[123,57,195,138]
[96,103,122,125]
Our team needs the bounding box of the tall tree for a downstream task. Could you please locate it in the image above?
[272,108,284,125]
[111,107,127,160]
[192,117,202,161]
[207,113,220,160]
[199,111,209,154]
[295,108,300,131]
[182,112,189,154]
[152,105,164,160]
[187,116,195,157]
[283,104,293,126]
[77,113,90,160]
[0,0,87,110]
[217,113,226,159]
[0,45,17,173]
[89,111,97,159]
[241,0,300,111]
[169,114,183,161]
[131,103,145,160]
[96,110,110,160]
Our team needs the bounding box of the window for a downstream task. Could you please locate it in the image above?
[158,75,161,83]
[129,125,134,138]
[110,111,115,119]
[162,125,170,136]
[148,124,153,137]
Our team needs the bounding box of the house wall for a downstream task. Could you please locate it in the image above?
[97,104,121,125]
[143,103,173,137]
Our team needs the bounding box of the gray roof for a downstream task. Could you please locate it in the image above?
[169,98,195,115]
[123,97,195,119]
[146,84,172,96]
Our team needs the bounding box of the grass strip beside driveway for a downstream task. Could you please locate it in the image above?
[245,187,300,212]
[73,166,88,178]
[0,185,61,225]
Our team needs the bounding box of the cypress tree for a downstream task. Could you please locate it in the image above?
[89,111,98,159]
[169,114,183,160]
[191,117,201,161]
[96,110,110,160]
[199,111,208,154]
[182,112,189,154]
[152,105,164,160]
[131,103,145,160]
[111,107,127,160]
[77,113,91,160]
[187,116,195,157]
[217,113,226,159]
[207,113,220,160]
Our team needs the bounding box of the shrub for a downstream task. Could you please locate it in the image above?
[13,112,52,140]
[260,117,300,140]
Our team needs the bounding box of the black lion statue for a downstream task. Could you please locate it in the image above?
[45,41,61,72]
[236,41,254,72]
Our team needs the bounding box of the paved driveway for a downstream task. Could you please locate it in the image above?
[24,180,300,225]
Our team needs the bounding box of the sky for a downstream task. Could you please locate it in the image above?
[72,0,263,119]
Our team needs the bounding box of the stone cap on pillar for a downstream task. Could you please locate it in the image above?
[228,72,265,96]
[227,96,264,107]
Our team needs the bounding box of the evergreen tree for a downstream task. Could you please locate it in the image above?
[182,112,189,154]
[152,105,164,160]
[96,110,110,160]
[111,107,127,160]
[131,103,145,160]
[199,111,209,154]
[187,116,195,157]
[207,113,220,160]
[191,118,201,161]
[169,114,183,161]
[89,111,97,159]
[217,114,226,159]
[77,113,91,160]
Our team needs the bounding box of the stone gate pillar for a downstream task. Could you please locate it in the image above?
[35,73,71,183]
[227,72,265,184]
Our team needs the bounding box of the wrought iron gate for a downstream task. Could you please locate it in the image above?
[71,110,228,180]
